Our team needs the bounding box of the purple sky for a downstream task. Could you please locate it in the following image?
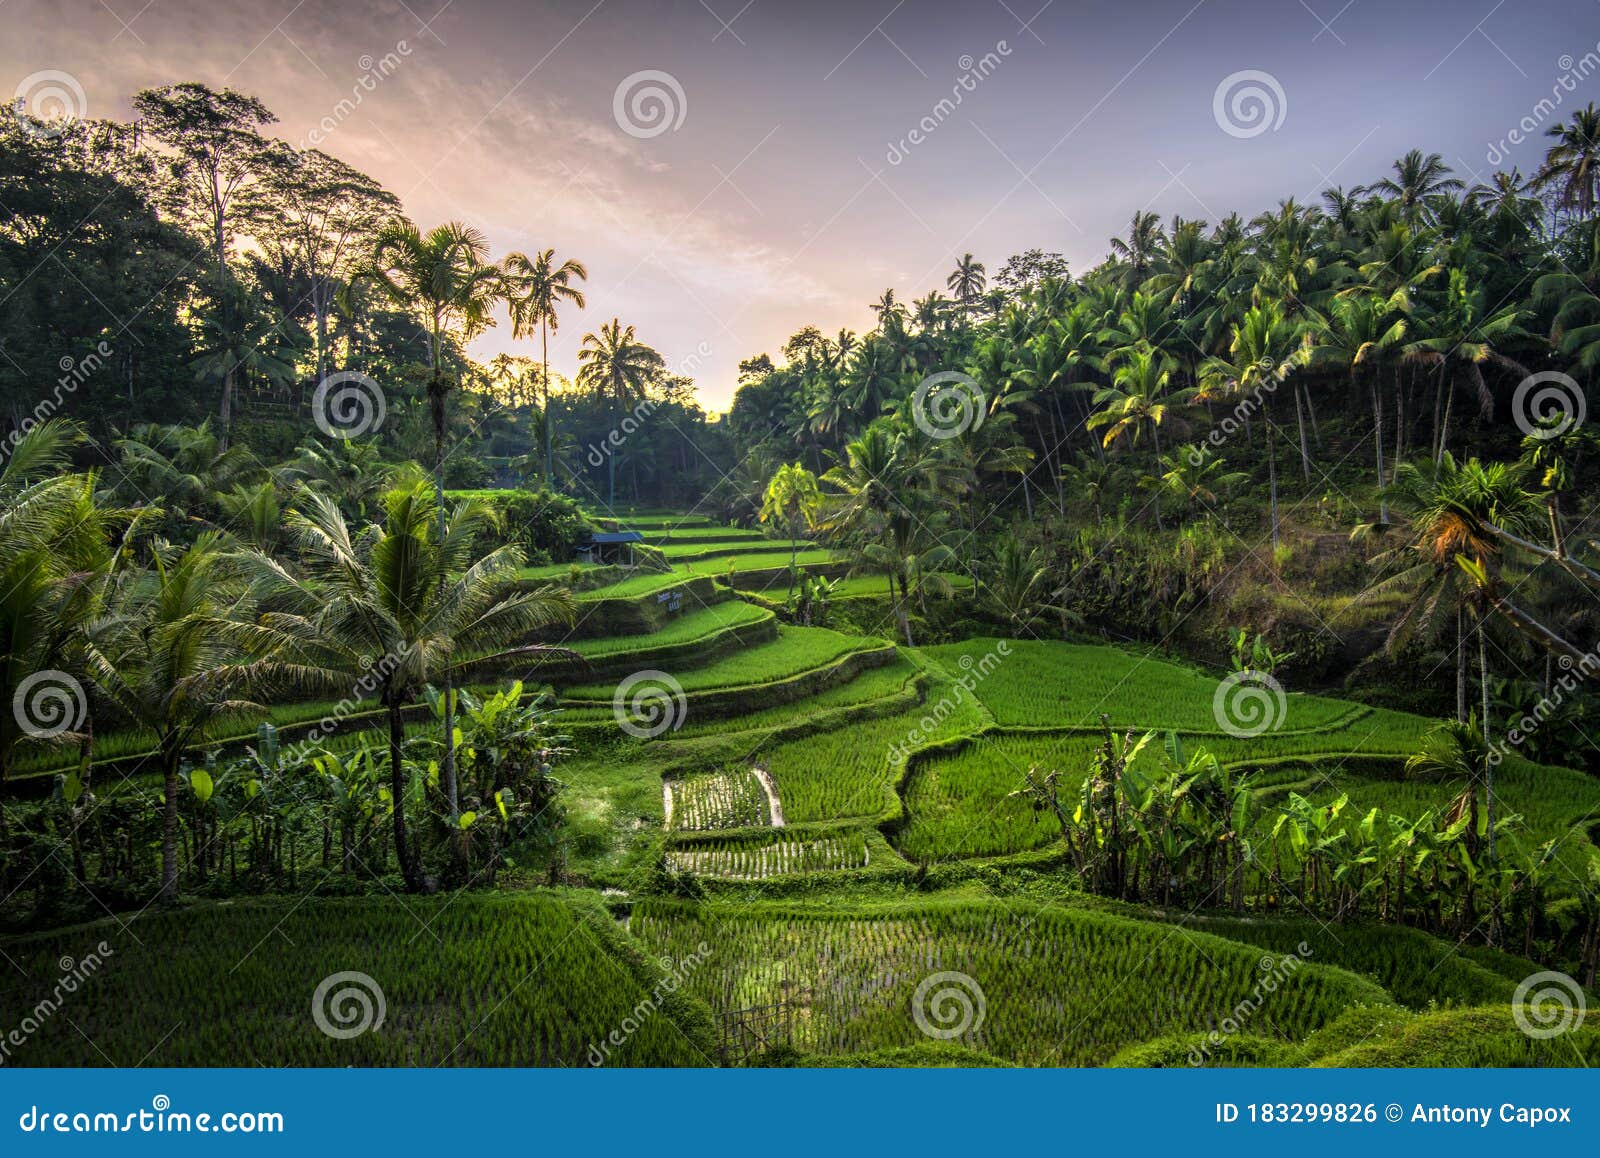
[8,0,1597,407]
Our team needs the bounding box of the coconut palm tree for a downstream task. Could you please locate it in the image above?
[576,319,665,505]
[82,536,270,900]
[1306,292,1409,519]
[350,219,506,816]
[1198,303,1305,549]
[1366,149,1463,220]
[1401,267,1530,461]
[503,248,588,489]
[1089,348,1195,529]
[230,481,575,891]
[947,253,987,317]
[1108,210,1166,289]
[1534,103,1600,218]
[759,462,823,595]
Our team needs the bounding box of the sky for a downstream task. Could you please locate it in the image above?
[7,0,1599,409]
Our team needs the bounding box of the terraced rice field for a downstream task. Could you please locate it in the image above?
[665,831,870,879]
[667,769,774,830]
[632,899,1391,1065]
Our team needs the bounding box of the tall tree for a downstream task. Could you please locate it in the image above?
[503,249,588,489]
[576,319,665,505]
[132,84,278,442]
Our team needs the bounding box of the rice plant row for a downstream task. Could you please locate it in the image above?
[667,769,774,831]
[923,639,1365,733]
[665,831,869,879]
[562,627,884,701]
[0,895,713,1067]
[632,899,1390,1066]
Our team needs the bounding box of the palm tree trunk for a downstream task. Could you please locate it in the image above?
[1456,608,1468,724]
[1267,413,1280,552]
[895,574,915,647]
[1370,372,1387,522]
[1436,370,1455,463]
[541,320,553,491]
[427,324,459,820]
[1480,620,1500,945]
[160,748,181,901]
[1293,383,1311,479]
[388,702,420,892]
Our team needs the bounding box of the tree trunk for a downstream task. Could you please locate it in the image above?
[160,750,180,902]
[388,703,420,891]
[1267,414,1280,552]
[542,320,553,490]
[1293,383,1311,479]
[894,574,915,647]
[1480,621,1500,945]
[1370,372,1387,523]
[1456,608,1468,723]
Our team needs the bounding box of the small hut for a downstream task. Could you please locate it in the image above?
[579,530,645,566]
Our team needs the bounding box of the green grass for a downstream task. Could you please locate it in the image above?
[562,627,883,701]
[657,539,813,561]
[633,898,1392,1066]
[923,638,1367,733]
[0,894,715,1066]
[560,600,771,660]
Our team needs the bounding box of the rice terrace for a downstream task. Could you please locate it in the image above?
[4,0,1600,1081]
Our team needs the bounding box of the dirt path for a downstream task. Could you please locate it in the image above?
[751,765,785,827]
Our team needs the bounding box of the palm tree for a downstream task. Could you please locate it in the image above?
[1306,293,1408,519]
[503,248,588,489]
[759,463,823,595]
[576,319,665,505]
[82,537,269,900]
[0,423,134,835]
[1090,348,1194,529]
[1367,149,1463,220]
[947,253,987,317]
[1108,210,1166,289]
[231,482,576,891]
[1534,103,1600,218]
[353,220,503,469]
[1402,268,1530,461]
[350,219,505,816]
[1198,303,1304,549]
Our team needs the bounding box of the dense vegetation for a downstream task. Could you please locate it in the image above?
[4,80,1600,1068]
